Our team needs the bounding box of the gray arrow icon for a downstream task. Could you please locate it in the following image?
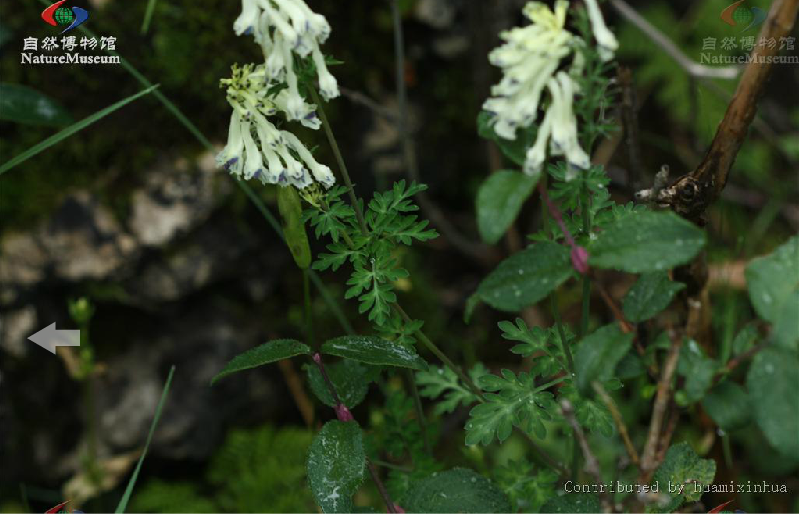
[28,323,80,354]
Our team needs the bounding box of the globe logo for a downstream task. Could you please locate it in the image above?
[731,6,754,25]
[720,1,767,32]
[54,7,75,25]
[41,0,90,34]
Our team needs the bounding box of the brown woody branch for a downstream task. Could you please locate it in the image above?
[659,0,799,222]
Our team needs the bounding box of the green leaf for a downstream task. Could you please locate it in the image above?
[477,242,573,312]
[0,84,159,176]
[589,211,706,273]
[499,318,569,376]
[745,236,799,350]
[622,272,685,322]
[465,370,557,445]
[476,171,539,245]
[701,381,751,431]
[574,397,614,438]
[747,346,799,458]
[416,364,487,415]
[677,339,716,404]
[116,366,175,513]
[307,421,365,513]
[493,459,557,512]
[140,0,159,34]
[559,383,615,437]
[731,323,759,356]
[648,442,715,513]
[321,336,427,370]
[542,493,601,513]
[401,468,511,513]
[306,359,378,409]
[0,83,73,127]
[277,185,312,269]
[574,324,634,394]
[615,351,646,379]
[211,340,310,385]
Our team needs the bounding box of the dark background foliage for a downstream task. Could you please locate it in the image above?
[0,0,797,512]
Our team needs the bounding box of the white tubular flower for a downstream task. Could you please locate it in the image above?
[484,0,615,177]
[547,72,589,170]
[584,0,618,62]
[484,0,573,141]
[234,0,261,37]
[282,131,336,188]
[233,0,340,118]
[216,110,246,176]
[216,63,335,190]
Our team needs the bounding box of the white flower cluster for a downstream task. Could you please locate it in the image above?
[217,0,340,190]
[483,0,618,177]
[234,0,340,120]
[217,64,335,189]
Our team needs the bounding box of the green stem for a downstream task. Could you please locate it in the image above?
[307,86,368,236]
[393,303,484,399]
[303,269,315,349]
[579,181,591,338]
[405,369,432,454]
[550,295,575,376]
[722,433,733,469]
[534,375,569,393]
[372,459,413,473]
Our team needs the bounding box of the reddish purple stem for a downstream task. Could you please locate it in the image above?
[539,181,590,275]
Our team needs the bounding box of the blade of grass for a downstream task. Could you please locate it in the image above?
[0,85,158,176]
[115,365,175,513]
[140,0,159,34]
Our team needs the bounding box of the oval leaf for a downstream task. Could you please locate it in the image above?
[476,170,539,245]
[622,271,685,323]
[745,236,798,350]
[277,185,312,269]
[650,442,715,513]
[589,211,706,273]
[321,336,427,370]
[0,83,73,126]
[211,339,310,384]
[477,242,572,312]
[401,468,511,513]
[306,359,378,409]
[702,381,751,431]
[574,324,633,394]
[747,347,799,458]
[307,420,365,513]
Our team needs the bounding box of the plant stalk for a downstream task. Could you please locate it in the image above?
[308,86,368,236]
[393,303,483,399]
[405,369,432,454]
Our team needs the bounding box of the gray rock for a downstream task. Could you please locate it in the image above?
[96,304,284,460]
[0,306,37,358]
[129,155,223,247]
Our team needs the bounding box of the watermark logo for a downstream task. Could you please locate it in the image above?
[42,0,90,33]
[720,1,767,32]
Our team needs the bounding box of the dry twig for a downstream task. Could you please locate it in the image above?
[639,333,682,483]
[593,381,640,466]
[609,0,741,80]
[561,399,613,513]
